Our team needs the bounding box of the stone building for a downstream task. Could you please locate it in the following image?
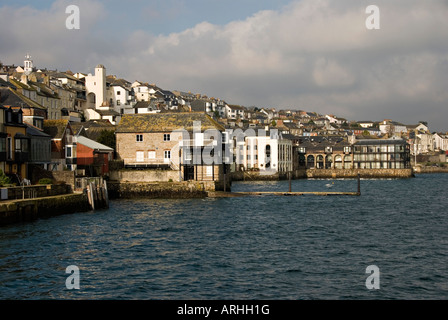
[115,112,229,184]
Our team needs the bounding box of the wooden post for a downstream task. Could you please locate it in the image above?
[289,171,292,192]
[357,174,361,195]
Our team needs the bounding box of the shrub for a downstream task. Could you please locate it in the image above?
[0,170,11,186]
[38,178,53,185]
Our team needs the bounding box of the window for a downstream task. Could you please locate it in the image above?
[136,151,144,162]
[164,134,171,141]
[136,134,143,142]
[0,138,6,152]
[148,151,156,159]
[15,139,21,151]
[184,149,192,161]
[206,166,213,176]
[7,137,12,160]
[66,145,72,158]
[117,100,121,106]
[164,150,171,159]
[117,91,121,95]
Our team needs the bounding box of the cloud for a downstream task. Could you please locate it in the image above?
[1,0,448,130]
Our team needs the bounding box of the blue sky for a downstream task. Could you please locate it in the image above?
[1,0,293,35]
[1,0,448,131]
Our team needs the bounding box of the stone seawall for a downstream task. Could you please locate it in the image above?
[414,167,448,174]
[0,193,91,226]
[306,168,414,179]
[2,184,72,200]
[231,168,413,180]
[107,181,216,199]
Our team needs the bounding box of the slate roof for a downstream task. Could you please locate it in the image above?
[0,87,46,110]
[76,135,114,153]
[116,112,225,133]
[43,119,71,139]
[26,123,51,138]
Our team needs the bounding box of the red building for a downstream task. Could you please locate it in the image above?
[76,135,114,176]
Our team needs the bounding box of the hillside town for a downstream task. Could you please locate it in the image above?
[0,55,447,187]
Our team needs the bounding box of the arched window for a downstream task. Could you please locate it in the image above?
[325,155,332,169]
[307,155,315,169]
[316,155,324,169]
[334,155,343,169]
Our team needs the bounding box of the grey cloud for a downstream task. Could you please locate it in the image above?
[1,0,448,131]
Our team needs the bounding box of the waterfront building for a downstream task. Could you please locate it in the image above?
[2,107,30,182]
[352,138,411,169]
[296,137,411,170]
[26,123,52,174]
[115,112,228,183]
[75,135,114,176]
[297,136,352,169]
[241,129,293,174]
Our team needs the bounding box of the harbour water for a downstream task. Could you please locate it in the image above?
[1,174,448,299]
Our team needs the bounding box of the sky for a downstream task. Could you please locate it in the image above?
[1,0,448,131]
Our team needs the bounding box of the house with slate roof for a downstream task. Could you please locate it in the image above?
[43,119,77,171]
[75,135,114,176]
[115,112,229,183]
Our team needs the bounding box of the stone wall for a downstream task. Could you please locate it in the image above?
[0,193,91,226]
[110,169,180,182]
[306,168,414,179]
[107,181,215,199]
[230,168,413,180]
[2,184,72,201]
[414,166,448,174]
[30,166,76,187]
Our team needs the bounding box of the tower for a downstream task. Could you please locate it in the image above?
[24,54,33,75]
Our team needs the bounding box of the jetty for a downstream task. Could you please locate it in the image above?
[208,174,361,198]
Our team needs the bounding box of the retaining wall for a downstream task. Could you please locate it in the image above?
[0,193,91,226]
[2,184,72,200]
[230,168,413,180]
[306,168,414,179]
[110,169,180,183]
[107,181,215,199]
[414,167,448,174]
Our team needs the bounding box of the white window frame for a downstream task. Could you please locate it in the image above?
[136,151,144,162]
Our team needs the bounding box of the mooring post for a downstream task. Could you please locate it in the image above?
[357,174,361,195]
[289,171,292,192]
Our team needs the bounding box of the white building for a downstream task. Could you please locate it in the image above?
[85,64,107,109]
[231,129,293,173]
[433,133,448,151]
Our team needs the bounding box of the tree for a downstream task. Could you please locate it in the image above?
[97,130,116,151]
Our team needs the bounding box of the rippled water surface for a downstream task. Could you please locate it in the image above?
[1,174,448,299]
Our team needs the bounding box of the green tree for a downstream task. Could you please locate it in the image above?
[97,130,116,151]
[0,170,11,186]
